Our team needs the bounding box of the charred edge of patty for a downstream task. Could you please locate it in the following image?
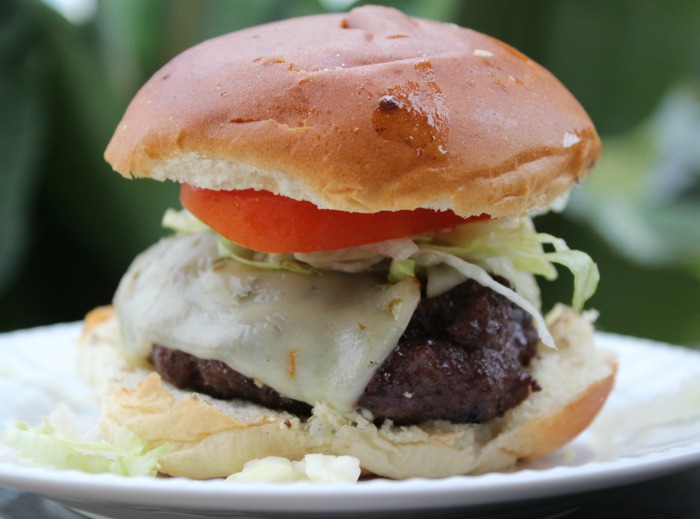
[150,277,540,425]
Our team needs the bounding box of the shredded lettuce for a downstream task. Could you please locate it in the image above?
[421,218,599,313]
[1,420,168,476]
[217,238,318,275]
[162,208,210,234]
[293,247,385,273]
[388,258,416,283]
[534,233,600,313]
[416,249,555,347]
[161,209,599,348]
[226,454,361,483]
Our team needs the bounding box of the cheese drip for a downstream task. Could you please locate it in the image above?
[114,233,421,414]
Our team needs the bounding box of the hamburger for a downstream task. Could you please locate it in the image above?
[79,5,616,480]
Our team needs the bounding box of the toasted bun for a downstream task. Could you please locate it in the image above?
[79,305,615,480]
[104,5,600,218]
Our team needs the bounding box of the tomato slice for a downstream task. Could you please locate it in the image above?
[180,184,484,253]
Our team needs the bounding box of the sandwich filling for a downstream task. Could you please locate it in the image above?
[149,274,539,425]
[114,210,598,423]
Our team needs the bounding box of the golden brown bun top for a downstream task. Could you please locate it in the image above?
[105,5,601,217]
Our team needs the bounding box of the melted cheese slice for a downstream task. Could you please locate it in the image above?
[114,233,421,414]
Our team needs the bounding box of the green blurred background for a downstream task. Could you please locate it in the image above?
[1,0,699,347]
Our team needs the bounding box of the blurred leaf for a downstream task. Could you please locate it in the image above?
[539,211,700,347]
[33,3,179,275]
[569,84,700,275]
[544,0,700,134]
[0,1,50,295]
[0,1,180,330]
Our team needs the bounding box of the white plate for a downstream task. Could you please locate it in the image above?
[1,323,700,518]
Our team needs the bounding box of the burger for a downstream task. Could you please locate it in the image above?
[79,5,616,480]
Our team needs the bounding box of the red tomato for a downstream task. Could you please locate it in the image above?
[180,184,483,253]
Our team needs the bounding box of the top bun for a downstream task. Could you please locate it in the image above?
[105,5,600,218]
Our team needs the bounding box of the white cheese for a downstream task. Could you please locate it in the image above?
[114,233,421,414]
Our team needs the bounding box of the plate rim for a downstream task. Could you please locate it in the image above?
[2,442,700,513]
[1,323,700,513]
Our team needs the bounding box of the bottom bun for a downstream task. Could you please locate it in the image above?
[78,304,616,480]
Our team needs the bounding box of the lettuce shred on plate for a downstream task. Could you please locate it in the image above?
[1,419,168,477]
[163,209,599,348]
[226,454,361,483]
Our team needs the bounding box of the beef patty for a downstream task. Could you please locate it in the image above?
[150,277,540,425]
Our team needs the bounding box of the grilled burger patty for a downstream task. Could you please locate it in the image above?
[151,277,540,425]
